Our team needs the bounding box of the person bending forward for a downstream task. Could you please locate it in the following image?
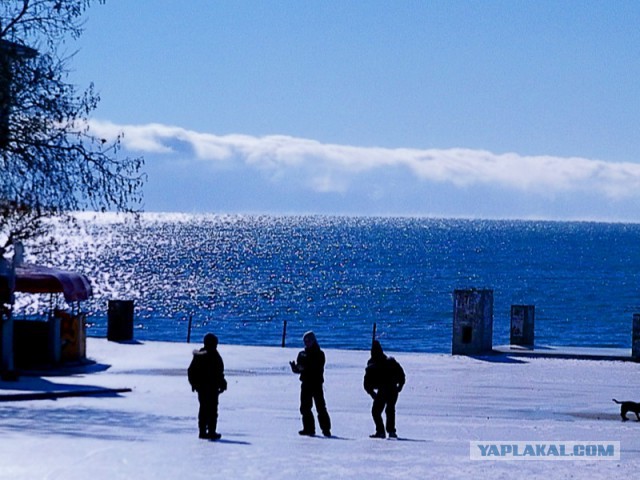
[364,340,405,439]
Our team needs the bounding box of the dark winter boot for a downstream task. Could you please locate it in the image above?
[300,411,315,436]
[318,410,331,438]
[198,419,208,439]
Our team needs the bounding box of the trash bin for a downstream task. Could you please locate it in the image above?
[107,300,134,341]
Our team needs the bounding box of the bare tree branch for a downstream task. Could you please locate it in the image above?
[1,0,144,257]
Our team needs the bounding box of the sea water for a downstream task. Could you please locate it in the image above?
[23,214,640,353]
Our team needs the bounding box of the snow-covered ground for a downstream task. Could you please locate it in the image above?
[1,338,639,479]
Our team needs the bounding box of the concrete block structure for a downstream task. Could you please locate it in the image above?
[452,289,494,355]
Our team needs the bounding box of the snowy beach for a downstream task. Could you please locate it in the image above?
[1,338,639,479]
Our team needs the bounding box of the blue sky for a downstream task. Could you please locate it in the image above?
[72,0,640,221]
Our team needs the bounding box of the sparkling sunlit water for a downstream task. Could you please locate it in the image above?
[22,214,640,353]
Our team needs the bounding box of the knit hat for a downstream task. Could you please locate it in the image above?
[204,333,218,349]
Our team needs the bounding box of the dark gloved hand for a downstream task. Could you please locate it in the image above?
[369,392,377,400]
[219,379,228,393]
[397,384,403,393]
[289,361,299,373]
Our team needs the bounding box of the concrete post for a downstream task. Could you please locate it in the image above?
[0,257,15,378]
[1,306,14,375]
[452,289,494,355]
[632,314,640,360]
[510,305,535,347]
[48,314,61,365]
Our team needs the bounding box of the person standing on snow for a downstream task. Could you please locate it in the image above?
[289,331,332,437]
[364,340,405,439]
[188,333,227,440]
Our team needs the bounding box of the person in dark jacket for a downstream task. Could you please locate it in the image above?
[289,331,332,437]
[364,340,405,438]
[188,333,227,440]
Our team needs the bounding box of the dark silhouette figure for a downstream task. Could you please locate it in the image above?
[364,340,406,438]
[613,399,640,421]
[289,331,332,437]
[188,333,227,440]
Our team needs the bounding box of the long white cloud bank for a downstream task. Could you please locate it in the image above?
[90,120,640,198]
